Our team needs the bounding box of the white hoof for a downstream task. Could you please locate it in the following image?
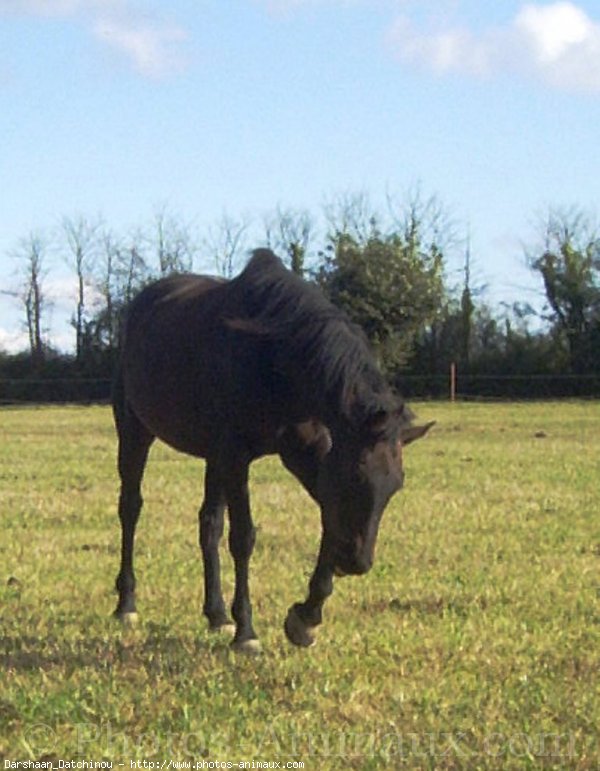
[231,638,262,655]
[117,612,139,627]
[211,622,236,636]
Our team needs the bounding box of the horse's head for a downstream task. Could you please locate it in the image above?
[309,409,434,576]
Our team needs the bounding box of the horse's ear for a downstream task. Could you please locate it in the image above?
[400,421,435,446]
[295,419,333,460]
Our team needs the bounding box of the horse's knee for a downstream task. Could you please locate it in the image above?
[228,524,256,561]
[199,507,225,551]
[115,569,135,593]
[119,489,143,522]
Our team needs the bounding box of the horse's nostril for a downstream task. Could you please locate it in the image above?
[353,557,372,575]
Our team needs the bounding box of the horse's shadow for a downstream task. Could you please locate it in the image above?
[0,624,225,674]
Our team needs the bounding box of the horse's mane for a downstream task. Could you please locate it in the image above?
[229,249,401,430]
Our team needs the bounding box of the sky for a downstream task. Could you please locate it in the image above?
[1,0,600,352]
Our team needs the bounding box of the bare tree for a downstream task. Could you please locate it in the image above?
[386,185,457,257]
[206,212,252,278]
[94,228,121,352]
[263,206,313,275]
[323,190,379,245]
[120,231,149,303]
[82,227,148,355]
[15,232,49,366]
[62,215,101,361]
[459,229,475,367]
[151,205,197,276]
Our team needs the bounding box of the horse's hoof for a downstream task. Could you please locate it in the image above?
[231,638,262,655]
[210,622,236,636]
[116,611,139,626]
[284,607,317,647]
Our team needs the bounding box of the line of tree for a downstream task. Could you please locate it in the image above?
[2,193,600,399]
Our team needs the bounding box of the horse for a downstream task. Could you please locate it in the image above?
[112,248,433,652]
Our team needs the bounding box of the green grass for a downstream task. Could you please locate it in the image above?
[0,402,598,769]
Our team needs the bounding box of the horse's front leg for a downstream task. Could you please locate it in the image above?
[224,460,260,654]
[285,540,334,647]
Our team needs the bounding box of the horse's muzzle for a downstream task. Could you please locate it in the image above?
[333,552,373,577]
[326,532,374,577]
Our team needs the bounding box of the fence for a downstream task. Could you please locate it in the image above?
[398,370,600,400]
[3,369,600,405]
[0,377,113,404]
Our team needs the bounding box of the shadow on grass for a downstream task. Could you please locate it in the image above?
[364,593,495,617]
[0,623,228,674]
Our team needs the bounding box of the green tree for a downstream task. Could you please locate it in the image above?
[317,228,444,371]
[529,208,600,373]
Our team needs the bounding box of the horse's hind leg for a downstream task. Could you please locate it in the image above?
[114,405,154,622]
[199,462,233,633]
[223,460,260,653]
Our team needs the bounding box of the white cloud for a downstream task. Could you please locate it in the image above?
[515,2,590,63]
[256,0,359,13]
[257,0,308,10]
[0,0,188,79]
[0,327,29,354]
[93,14,188,78]
[45,274,78,307]
[389,2,600,94]
[0,0,83,15]
[390,17,500,77]
[45,274,103,314]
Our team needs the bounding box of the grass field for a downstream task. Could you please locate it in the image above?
[0,401,598,769]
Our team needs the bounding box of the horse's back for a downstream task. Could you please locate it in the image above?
[124,273,225,333]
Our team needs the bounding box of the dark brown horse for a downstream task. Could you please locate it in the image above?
[112,249,432,652]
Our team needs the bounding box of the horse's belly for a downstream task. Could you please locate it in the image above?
[124,368,278,460]
[123,366,215,457]
[137,403,213,457]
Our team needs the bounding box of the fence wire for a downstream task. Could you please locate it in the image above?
[3,372,600,404]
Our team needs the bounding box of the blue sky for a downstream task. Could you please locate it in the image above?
[1,0,600,351]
